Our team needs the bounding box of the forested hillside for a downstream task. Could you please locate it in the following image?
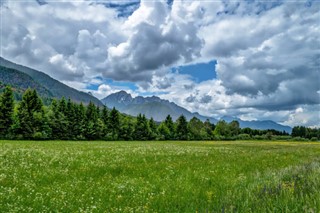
[0,66,53,101]
[0,57,103,106]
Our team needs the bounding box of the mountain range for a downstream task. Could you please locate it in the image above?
[0,57,102,105]
[101,91,292,133]
[101,90,218,123]
[0,57,292,133]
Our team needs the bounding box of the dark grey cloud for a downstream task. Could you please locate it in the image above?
[200,95,212,104]
[155,77,174,90]
[210,2,320,114]
[185,95,197,103]
[184,84,195,90]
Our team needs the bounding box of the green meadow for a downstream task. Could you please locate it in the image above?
[1,140,320,212]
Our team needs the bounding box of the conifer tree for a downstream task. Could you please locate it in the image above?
[0,86,14,138]
[100,106,109,139]
[149,117,158,140]
[48,99,67,139]
[109,107,120,140]
[164,115,175,140]
[66,98,77,139]
[74,103,86,139]
[15,89,47,139]
[119,115,134,141]
[158,122,170,140]
[85,101,101,140]
[134,114,151,140]
[176,115,188,140]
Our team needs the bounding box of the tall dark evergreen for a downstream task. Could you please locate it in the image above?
[134,114,151,140]
[108,107,120,140]
[0,86,14,137]
[176,115,188,140]
[85,101,102,140]
[100,106,109,138]
[158,122,170,140]
[65,98,77,139]
[164,115,175,140]
[48,99,67,139]
[15,89,48,139]
[188,117,205,140]
[149,117,158,140]
[119,116,134,140]
[203,119,214,139]
[74,103,86,140]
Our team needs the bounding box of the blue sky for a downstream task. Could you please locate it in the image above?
[174,61,217,83]
[1,0,319,127]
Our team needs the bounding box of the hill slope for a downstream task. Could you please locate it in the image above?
[0,57,103,105]
[0,66,53,100]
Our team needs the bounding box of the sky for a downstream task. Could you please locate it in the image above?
[0,0,319,127]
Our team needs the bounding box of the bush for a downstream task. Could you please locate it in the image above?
[292,137,308,142]
[237,134,251,140]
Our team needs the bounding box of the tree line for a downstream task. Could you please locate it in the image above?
[0,86,319,141]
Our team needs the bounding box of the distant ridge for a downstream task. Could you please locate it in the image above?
[0,57,103,106]
[101,90,218,123]
[102,91,292,133]
[221,116,292,134]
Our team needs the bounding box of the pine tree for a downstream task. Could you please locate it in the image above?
[66,98,76,139]
[176,115,188,140]
[109,107,120,140]
[133,114,151,140]
[74,103,86,140]
[48,99,66,139]
[149,117,158,140]
[84,101,101,140]
[0,86,14,138]
[16,89,47,139]
[164,115,175,140]
[119,115,134,141]
[188,117,205,140]
[158,122,170,140]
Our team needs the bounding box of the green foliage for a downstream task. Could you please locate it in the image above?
[188,117,208,140]
[213,120,230,138]
[108,107,120,140]
[1,88,318,141]
[175,115,188,140]
[0,66,53,100]
[48,99,68,139]
[292,126,320,139]
[133,114,151,140]
[14,89,49,139]
[148,117,158,140]
[164,115,175,140]
[0,86,14,137]
[158,122,170,140]
[119,115,134,141]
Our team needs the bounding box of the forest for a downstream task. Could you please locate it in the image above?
[0,86,319,141]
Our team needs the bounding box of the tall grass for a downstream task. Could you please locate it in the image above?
[1,141,319,212]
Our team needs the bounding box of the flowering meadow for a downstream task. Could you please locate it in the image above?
[1,140,320,212]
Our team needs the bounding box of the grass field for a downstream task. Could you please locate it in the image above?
[1,140,320,212]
